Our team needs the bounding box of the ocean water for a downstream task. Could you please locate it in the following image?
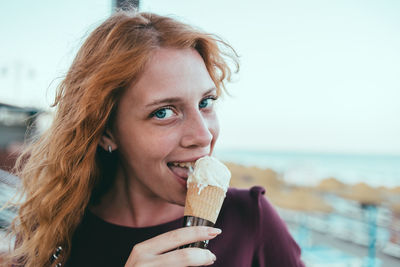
[214,149,400,187]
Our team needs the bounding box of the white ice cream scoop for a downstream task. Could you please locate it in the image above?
[187,156,231,194]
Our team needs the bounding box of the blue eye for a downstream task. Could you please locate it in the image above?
[199,97,216,109]
[152,108,174,119]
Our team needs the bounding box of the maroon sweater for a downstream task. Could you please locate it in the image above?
[65,187,304,266]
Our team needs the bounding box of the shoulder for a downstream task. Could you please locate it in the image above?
[226,185,266,201]
[217,186,274,231]
[222,186,282,229]
[210,186,269,264]
[210,186,304,266]
[222,186,304,266]
[223,186,270,216]
[224,186,293,239]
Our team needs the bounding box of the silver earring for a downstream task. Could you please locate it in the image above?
[108,145,112,153]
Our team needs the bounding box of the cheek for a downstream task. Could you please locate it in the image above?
[134,126,182,158]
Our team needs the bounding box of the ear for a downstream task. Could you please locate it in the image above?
[99,129,118,153]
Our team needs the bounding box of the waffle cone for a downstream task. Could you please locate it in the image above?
[184,183,226,223]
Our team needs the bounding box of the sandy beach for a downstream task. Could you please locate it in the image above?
[226,161,400,266]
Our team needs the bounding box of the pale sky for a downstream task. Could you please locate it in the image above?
[1,0,399,155]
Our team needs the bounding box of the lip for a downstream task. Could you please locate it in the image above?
[168,154,209,164]
[167,166,189,188]
[167,154,208,188]
[172,171,188,188]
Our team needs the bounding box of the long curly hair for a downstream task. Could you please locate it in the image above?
[4,10,238,267]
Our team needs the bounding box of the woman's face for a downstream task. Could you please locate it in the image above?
[112,48,219,206]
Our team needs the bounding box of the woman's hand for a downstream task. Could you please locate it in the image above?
[124,226,221,267]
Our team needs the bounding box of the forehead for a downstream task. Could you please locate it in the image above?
[122,48,215,106]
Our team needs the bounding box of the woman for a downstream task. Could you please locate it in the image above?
[6,10,304,267]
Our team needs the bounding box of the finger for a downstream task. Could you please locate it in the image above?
[154,248,216,267]
[136,226,221,254]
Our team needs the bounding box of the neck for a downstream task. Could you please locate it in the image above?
[90,168,184,228]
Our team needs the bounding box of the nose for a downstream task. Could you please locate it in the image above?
[180,110,213,148]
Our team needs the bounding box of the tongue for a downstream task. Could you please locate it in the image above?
[169,165,189,178]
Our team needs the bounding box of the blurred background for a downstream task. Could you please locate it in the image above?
[0,0,399,266]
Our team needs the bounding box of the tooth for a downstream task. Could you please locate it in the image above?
[184,162,192,168]
[170,162,195,168]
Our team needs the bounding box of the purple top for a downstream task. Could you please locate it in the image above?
[65,186,304,266]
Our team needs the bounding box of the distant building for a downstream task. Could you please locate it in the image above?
[0,102,41,171]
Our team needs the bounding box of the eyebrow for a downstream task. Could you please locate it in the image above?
[145,87,217,108]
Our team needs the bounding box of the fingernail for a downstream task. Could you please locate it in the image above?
[206,252,217,266]
[211,252,217,261]
[208,228,222,237]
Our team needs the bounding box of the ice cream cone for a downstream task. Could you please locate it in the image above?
[184,183,226,224]
[180,156,231,249]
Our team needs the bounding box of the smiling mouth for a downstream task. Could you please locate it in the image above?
[167,162,195,179]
